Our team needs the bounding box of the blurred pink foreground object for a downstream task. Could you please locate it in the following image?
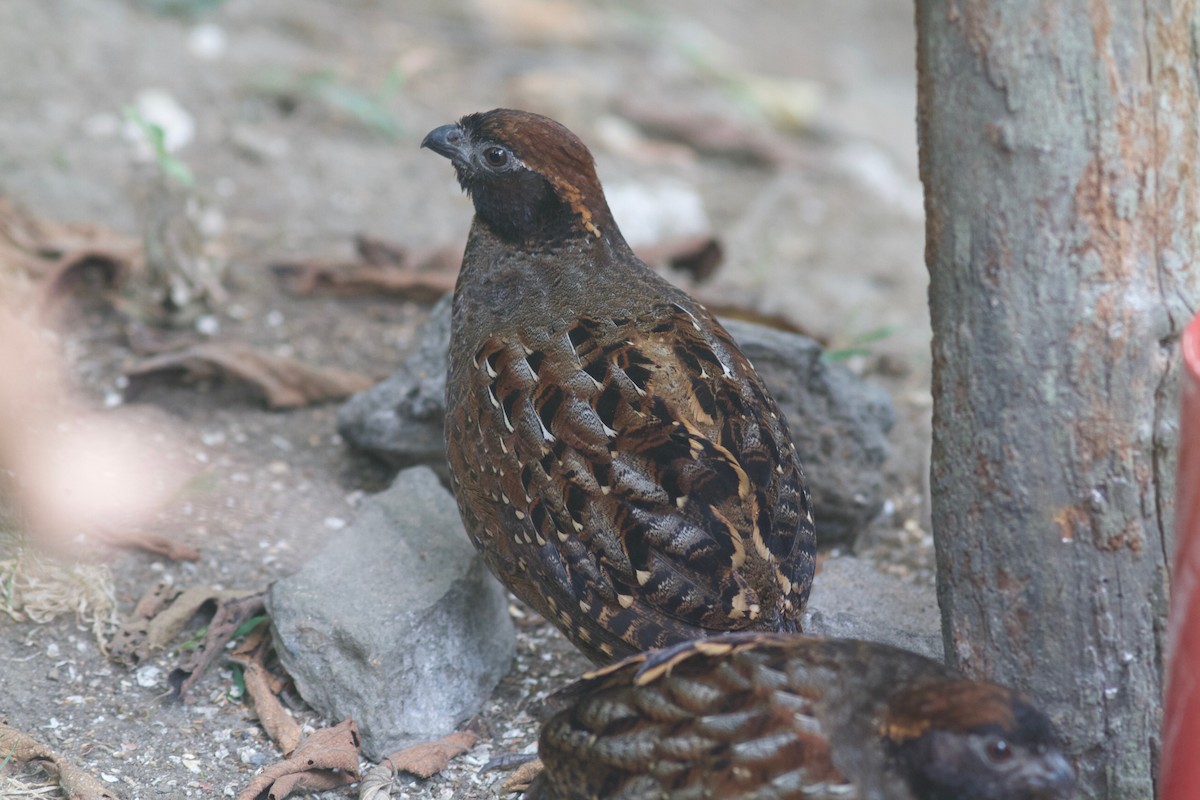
[0,311,185,552]
[1163,311,1200,799]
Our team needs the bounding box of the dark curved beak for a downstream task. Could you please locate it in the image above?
[421,123,468,161]
[1023,752,1076,799]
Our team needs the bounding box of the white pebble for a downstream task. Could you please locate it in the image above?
[188,23,227,60]
[135,665,162,688]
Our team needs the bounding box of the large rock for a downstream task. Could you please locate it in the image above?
[267,466,515,760]
[338,296,894,546]
[802,556,942,660]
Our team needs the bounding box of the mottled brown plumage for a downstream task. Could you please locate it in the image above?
[423,109,815,663]
[528,633,1077,800]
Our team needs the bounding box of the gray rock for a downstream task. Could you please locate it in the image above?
[337,293,455,474]
[338,297,894,545]
[267,466,515,760]
[803,556,942,660]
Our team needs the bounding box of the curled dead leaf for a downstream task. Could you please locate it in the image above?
[273,232,722,300]
[168,591,266,699]
[498,757,544,795]
[94,528,200,562]
[693,297,817,338]
[228,643,303,756]
[357,762,396,800]
[109,585,257,668]
[124,343,375,409]
[272,261,457,301]
[236,718,361,800]
[36,249,132,317]
[0,196,142,322]
[270,235,459,301]
[634,235,724,283]
[381,731,478,780]
[0,721,122,800]
[0,195,141,269]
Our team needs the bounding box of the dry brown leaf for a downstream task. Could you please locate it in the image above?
[236,719,361,800]
[108,580,183,665]
[36,249,132,316]
[132,580,183,619]
[109,585,255,666]
[275,233,727,300]
[0,196,56,259]
[694,296,819,339]
[0,196,142,322]
[93,529,200,562]
[229,623,270,659]
[273,262,456,301]
[635,235,724,283]
[0,721,121,800]
[0,236,48,283]
[353,233,408,267]
[498,757,545,794]
[270,234,460,301]
[261,769,355,799]
[357,762,397,800]
[236,659,302,755]
[381,731,478,780]
[168,591,266,698]
[124,343,374,409]
[0,196,140,269]
[229,638,303,756]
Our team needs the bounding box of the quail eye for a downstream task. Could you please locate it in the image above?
[483,146,510,168]
[984,736,1014,764]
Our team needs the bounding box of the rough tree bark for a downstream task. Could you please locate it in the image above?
[916,2,1198,799]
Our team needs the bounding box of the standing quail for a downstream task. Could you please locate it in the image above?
[423,109,816,664]
[528,633,1077,800]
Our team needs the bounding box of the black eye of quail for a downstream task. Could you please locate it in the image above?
[483,146,509,168]
[985,736,1014,763]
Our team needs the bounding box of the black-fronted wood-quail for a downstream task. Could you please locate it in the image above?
[529,633,1077,800]
[423,109,816,663]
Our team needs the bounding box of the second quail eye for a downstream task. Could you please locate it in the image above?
[483,146,509,168]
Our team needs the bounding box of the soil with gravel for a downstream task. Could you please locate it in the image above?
[0,2,931,798]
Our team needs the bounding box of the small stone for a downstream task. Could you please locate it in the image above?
[338,294,454,474]
[135,665,162,688]
[125,88,194,153]
[187,23,227,60]
[803,556,941,660]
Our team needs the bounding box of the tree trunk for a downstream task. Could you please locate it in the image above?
[916,2,1199,798]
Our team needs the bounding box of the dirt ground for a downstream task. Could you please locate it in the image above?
[0,1,930,798]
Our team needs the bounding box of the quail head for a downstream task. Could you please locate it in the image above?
[422,109,816,663]
[528,632,1077,800]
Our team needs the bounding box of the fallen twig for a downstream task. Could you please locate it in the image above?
[125,343,374,409]
[0,721,121,800]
